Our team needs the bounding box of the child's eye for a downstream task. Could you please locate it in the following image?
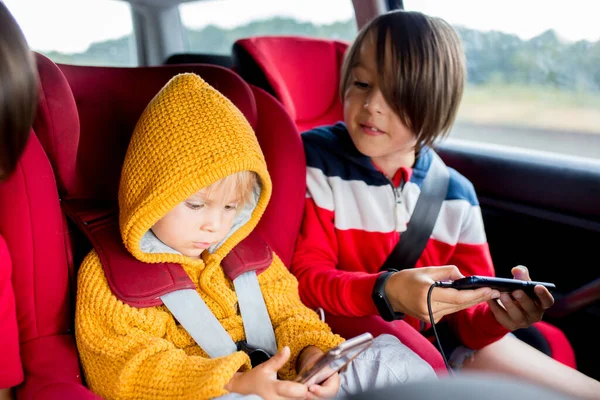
[353,80,370,89]
[224,204,238,212]
[185,202,204,210]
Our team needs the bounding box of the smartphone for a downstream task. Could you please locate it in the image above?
[438,275,556,297]
[295,332,374,387]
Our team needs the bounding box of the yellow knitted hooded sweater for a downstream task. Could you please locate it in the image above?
[75,73,344,400]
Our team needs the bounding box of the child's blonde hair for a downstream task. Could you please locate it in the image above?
[340,10,466,150]
[203,170,257,209]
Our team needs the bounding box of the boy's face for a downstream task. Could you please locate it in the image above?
[151,182,241,259]
[343,37,418,166]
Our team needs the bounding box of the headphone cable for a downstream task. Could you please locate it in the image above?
[427,283,455,376]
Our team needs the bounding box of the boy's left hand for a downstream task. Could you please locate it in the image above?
[487,266,555,330]
[297,346,341,399]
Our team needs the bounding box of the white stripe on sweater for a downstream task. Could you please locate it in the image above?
[307,167,397,232]
[306,167,486,245]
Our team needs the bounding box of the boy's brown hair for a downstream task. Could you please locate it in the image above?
[0,3,38,180]
[340,10,466,150]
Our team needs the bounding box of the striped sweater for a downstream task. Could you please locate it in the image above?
[291,122,510,350]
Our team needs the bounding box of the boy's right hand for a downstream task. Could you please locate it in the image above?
[385,266,501,323]
[224,346,308,400]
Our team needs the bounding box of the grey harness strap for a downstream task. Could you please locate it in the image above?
[233,271,278,355]
[160,270,277,358]
[161,288,237,358]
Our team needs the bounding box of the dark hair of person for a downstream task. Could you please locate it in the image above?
[340,10,466,150]
[0,2,38,180]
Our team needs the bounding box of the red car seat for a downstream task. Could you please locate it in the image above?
[0,51,105,398]
[0,126,98,400]
[233,36,347,133]
[44,60,304,268]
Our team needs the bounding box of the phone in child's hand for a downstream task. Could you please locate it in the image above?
[294,332,374,387]
[437,275,556,298]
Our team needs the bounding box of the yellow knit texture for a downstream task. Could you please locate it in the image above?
[75,73,344,400]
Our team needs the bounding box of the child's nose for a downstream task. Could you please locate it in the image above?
[363,88,384,114]
[200,209,222,232]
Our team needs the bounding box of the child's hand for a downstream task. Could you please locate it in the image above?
[225,346,307,400]
[385,266,501,323]
[297,346,340,399]
[487,266,555,330]
[305,373,340,399]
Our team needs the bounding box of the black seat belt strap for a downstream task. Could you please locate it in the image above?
[380,151,450,272]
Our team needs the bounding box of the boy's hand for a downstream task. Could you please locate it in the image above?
[487,266,555,330]
[385,266,501,323]
[297,346,341,399]
[225,346,307,400]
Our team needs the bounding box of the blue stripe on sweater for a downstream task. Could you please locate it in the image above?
[302,123,479,206]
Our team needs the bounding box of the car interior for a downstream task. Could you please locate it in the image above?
[1,0,599,398]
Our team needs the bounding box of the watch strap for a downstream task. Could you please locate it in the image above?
[372,269,405,322]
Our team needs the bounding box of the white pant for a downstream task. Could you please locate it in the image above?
[217,334,437,399]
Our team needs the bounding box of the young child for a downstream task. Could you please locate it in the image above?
[291,10,600,400]
[74,73,436,400]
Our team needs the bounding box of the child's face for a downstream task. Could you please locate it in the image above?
[343,37,418,164]
[151,182,242,259]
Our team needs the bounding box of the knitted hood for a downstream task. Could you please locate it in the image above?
[118,73,271,264]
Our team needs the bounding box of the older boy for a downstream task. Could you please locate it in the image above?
[292,10,600,400]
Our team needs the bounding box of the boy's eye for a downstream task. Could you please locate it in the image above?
[225,204,239,212]
[185,202,204,210]
[353,80,370,89]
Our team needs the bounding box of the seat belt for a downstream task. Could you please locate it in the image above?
[161,270,278,359]
[233,271,278,355]
[380,151,450,272]
[161,289,238,358]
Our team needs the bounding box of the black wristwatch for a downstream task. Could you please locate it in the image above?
[372,269,405,322]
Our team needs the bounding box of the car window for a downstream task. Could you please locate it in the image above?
[4,0,136,67]
[179,0,357,55]
[404,0,600,160]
